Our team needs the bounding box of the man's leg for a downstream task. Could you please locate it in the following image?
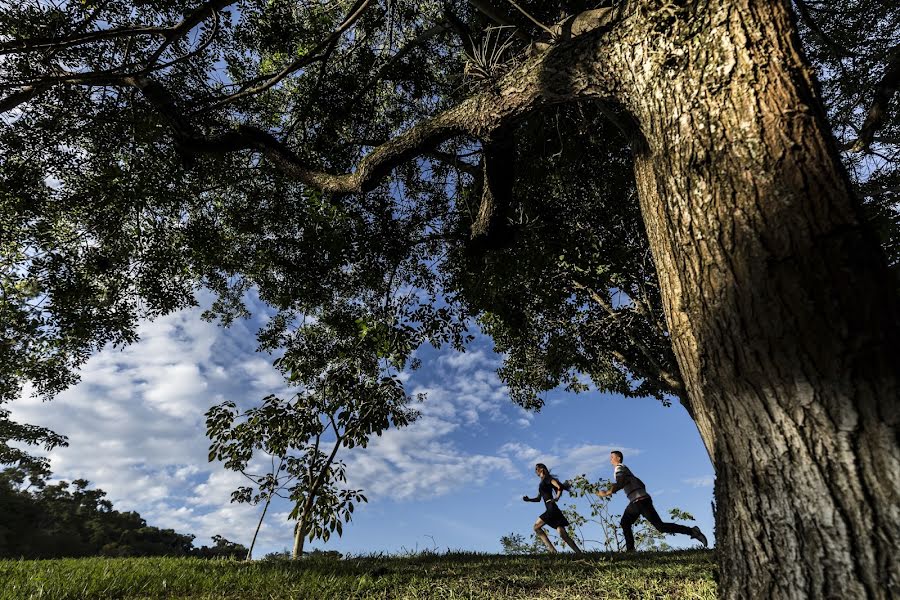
[533,519,557,553]
[620,502,641,552]
[638,499,696,537]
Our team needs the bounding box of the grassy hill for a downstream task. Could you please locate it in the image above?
[0,550,716,599]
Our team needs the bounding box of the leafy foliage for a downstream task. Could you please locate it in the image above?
[206,303,420,555]
[499,531,545,555]
[451,104,681,409]
[793,0,900,271]
[0,1,897,529]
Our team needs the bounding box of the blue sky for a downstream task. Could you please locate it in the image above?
[11,292,715,556]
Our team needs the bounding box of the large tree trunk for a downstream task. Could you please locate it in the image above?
[607,1,900,597]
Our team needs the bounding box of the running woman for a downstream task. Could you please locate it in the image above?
[596,450,708,551]
[522,463,582,553]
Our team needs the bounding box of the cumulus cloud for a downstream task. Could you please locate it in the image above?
[342,371,521,500]
[498,442,641,481]
[7,296,542,552]
[8,294,289,550]
[684,475,715,488]
[437,349,496,372]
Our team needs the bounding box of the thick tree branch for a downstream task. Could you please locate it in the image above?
[0,84,50,113]
[6,13,622,211]
[851,44,900,152]
[125,27,590,191]
[126,71,480,192]
[471,134,516,244]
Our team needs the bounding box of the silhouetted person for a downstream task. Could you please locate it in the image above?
[596,450,708,551]
[523,463,582,553]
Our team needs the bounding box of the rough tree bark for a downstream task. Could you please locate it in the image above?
[588,2,900,598]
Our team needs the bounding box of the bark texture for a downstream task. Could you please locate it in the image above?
[588,1,900,598]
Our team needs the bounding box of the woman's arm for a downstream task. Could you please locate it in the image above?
[522,495,540,502]
[550,479,564,502]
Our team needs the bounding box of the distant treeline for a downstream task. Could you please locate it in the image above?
[0,465,247,560]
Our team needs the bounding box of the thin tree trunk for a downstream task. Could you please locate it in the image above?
[292,514,307,559]
[291,427,344,560]
[246,494,272,561]
[606,1,900,597]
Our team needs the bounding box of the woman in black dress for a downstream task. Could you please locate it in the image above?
[522,463,582,553]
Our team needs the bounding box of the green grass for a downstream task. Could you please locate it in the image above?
[0,550,717,599]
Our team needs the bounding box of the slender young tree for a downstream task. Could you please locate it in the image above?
[207,301,418,559]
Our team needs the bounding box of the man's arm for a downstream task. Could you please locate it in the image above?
[596,467,626,498]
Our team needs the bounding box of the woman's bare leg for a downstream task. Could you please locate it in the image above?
[533,519,557,553]
[556,526,582,553]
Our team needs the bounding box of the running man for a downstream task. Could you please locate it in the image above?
[596,450,708,551]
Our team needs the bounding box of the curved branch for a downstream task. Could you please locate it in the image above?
[0,25,169,56]
[147,10,221,72]
[7,14,623,203]
[572,279,685,397]
[145,0,236,67]
[0,1,231,112]
[126,34,573,192]
[198,0,374,114]
[0,0,237,56]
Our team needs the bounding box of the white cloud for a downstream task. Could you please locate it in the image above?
[7,295,544,554]
[437,349,497,372]
[341,355,523,501]
[498,442,547,465]
[8,295,290,551]
[684,475,715,488]
[498,442,642,482]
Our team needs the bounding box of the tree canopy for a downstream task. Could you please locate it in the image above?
[1,0,897,455]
